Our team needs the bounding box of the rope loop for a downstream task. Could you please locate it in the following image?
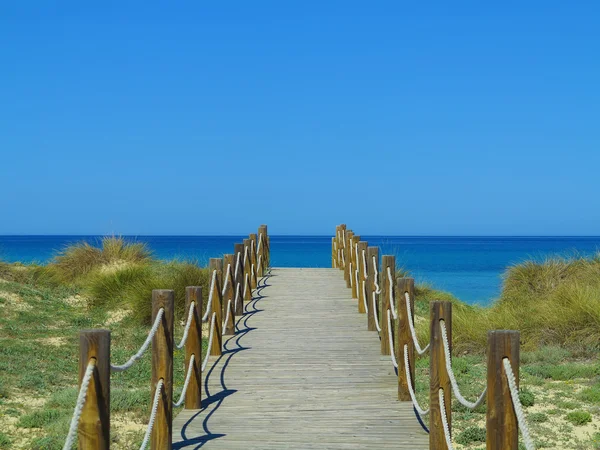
[139,379,164,450]
[62,359,96,450]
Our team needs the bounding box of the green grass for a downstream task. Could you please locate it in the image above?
[565,411,592,426]
[455,426,486,445]
[0,433,11,448]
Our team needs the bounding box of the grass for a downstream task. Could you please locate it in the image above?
[565,411,592,426]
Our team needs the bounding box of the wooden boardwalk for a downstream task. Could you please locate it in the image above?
[173,268,429,449]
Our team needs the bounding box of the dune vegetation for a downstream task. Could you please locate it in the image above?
[0,240,599,448]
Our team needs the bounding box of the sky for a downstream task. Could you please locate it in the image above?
[1,2,599,236]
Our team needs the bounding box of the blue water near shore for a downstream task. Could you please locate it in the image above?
[1,235,599,305]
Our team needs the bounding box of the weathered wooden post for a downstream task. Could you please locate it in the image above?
[380,255,395,355]
[249,233,258,289]
[258,224,268,272]
[185,287,202,409]
[357,241,368,313]
[345,230,354,288]
[487,331,520,449]
[234,243,245,314]
[351,235,360,299]
[243,239,252,301]
[397,278,415,400]
[222,254,236,335]
[334,225,342,268]
[331,237,337,268]
[209,259,223,356]
[366,246,379,331]
[430,301,452,450]
[78,329,110,448]
[151,289,174,450]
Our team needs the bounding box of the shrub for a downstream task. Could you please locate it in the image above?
[519,388,535,407]
[578,383,600,403]
[455,426,486,445]
[52,237,151,282]
[565,410,592,426]
[529,412,548,423]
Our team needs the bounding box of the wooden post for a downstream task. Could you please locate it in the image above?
[357,241,368,313]
[185,287,202,409]
[344,230,354,288]
[397,278,415,400]
[430,301,452,450]
[258,225,268,272]
[243,239,252,301]
[339,224,347,272]
[234,243,245,315]
[249,233,258,289]
[78,329,110,449]
[487,331,520,449]
[331,237,337,268]
[209,259,223,356]
[334,225,341,268]
[222,254,236,336]
[151,289,174,450]
[366,246,379,331]
[351,235,360,299]
[380,255,395,355]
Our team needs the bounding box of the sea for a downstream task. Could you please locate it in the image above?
[1,235,599,305]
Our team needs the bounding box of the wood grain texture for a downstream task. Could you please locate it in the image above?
[397,278,415,401]
[351,235,360,299]
[430,301,452,450]
[185,287,203,409]
[151,289,174,450]
[357,242,368,314]
[172,268,428,449]
[249,234,258,289]
[243,239,253,301]
[380,256,395,356]
[258,225,269,268]
[222,255,236,336]
[234,244,245,315]
[209,259,223,356]
[366,247,379,332]
[345,230,354,288]
[487,330,520,449]
[78,329,110,449]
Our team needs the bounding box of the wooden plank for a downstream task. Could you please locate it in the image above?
[172,268,428,449]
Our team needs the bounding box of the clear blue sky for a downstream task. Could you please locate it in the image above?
[1,2,599,235]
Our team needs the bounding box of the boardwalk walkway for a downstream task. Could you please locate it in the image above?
[173,268,429,449]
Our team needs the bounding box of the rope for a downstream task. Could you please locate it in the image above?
[362,282,368,313]
[361,250,367,278]
[234,252,241,279]
[244,273,250,298]
[222,299,232,335]
[244,246,249,266]
[372,256,381,294]
[405,292,430,355]
[234,282,242,311]
[62,360,96,450]
[386,310,398,368]
[202,312,217,372]
[341,249,345,266]
[257,255,263,275]
[173,354,195,407]
[439,320,487,409]
[257,235,262,255]
[139,379,164,450]
[354,269,359,294]
[111,308,164,372]
[387,267,398,319]
[372,292,381,332]
[403,343,429,416]
[439,389,454,450]
[176,302,195,350]
[221,264,231,296]
[503,358,535,450]
[202,270,218,322]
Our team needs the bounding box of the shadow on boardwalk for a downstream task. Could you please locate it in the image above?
[173,272,273,449]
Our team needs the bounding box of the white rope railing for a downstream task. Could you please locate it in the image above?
[372,256,381,294]
[440,320,487,409]
[111,308,164,372]
[257,255,263,275]
[202,312,217,372]
[403,343,429,416]
[386,310,398,368]
[234,251,241,279]
[244,273,250,299]
[439,389,454,450]
[349,262,353,287]
[139,379,164,450]
[372,292,381,332]
[221,264,231,296]
[234,282,242,311]
[361,250,367,278]
[362,282,368,312]
[62,360,96,450]
[222,299,232,335]
[387,267,398,319]
[202,270,218,322]
[405,292,430,355]
[173,354,195,407]
[354,269,359,294]
[503,358,535,450]
[176,302,195,350]
[243,246,249,266]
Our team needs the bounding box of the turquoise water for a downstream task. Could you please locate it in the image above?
[1,235,599,305]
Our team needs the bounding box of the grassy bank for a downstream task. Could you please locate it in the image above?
[407,254,600,449]
[0,238,210,448]
[0,241,599,448]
